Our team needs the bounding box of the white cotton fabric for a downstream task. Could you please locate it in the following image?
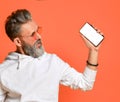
[0,52,97,102]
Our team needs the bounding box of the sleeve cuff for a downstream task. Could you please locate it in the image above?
[83,66,97,81]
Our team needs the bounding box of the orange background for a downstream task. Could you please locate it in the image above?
[0,0,120,102]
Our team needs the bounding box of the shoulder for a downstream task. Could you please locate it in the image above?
[0,52,15,74]
[41,52,60,61]
[0,60,9,71]
[41,52,69,67]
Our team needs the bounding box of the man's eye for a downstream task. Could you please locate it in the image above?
[31,32,35,37]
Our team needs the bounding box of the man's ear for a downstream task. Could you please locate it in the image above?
[13,37,22,47]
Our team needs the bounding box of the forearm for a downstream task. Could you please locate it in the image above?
[87,49,99,70]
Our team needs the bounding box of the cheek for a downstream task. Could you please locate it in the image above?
[23,38,36,46]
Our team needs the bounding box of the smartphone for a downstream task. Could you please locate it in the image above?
[80,22,104,47]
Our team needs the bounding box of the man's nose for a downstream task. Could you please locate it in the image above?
[34,32,41,40]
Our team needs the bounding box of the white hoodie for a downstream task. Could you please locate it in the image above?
[0,52,97,102]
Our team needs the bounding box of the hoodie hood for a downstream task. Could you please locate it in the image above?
[5,52,45,69]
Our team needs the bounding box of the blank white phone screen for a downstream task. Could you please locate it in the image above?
[80,23,104,47]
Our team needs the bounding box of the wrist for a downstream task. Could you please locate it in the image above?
[89,48,99,53]
[86,60,98,67]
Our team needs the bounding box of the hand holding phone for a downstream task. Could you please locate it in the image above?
[80,22,104,47]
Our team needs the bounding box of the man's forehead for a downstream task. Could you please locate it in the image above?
[21,21,38,29]
[20,21,38,34]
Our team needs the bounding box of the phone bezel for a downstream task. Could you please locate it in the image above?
[80,22,104,47]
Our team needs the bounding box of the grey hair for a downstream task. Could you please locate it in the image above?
[5,9,32,41]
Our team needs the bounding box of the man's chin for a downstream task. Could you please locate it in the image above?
[33,47,45,58]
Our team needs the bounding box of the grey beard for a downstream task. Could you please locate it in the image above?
[22,39,45,58]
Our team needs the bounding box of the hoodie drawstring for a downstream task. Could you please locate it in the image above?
[17,55,20,69]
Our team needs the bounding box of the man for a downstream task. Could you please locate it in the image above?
[0,9,101,102]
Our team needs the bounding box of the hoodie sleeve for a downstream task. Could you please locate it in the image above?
[0,63,7,101]
[54,53,98,91]
[53,54,97,91]
[0,84,6,101]
[60,66,97,91]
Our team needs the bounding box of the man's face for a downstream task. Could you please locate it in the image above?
[19,20,44,58]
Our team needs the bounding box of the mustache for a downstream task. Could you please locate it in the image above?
[35,39,42,45]
[33,39,42,48]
